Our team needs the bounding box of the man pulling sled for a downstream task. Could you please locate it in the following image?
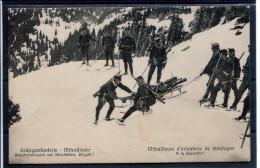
[93,73,187,126]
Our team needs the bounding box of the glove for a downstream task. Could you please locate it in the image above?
[162,63,166,69]
[121,98,126,103]
[131,92,136,96]
[200,72,203,76]
[213,67,218,73]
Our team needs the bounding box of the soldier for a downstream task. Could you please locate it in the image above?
[94,74,133,125]
[117,76,156,124]
[230,55,250,110]
[221,48,241,107]
[207,49,233,107]
[199,43,220,103]
[147,36,167,84]
[102,30,115,67]
[119,27,136,77]
[78,28,95,65]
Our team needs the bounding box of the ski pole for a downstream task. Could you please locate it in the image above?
[133,64,150,88]
[118,51,121,72]
[241,119,250,148]
[183,75,201,87]
[90,50,104,66]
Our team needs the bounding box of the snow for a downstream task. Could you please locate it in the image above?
[146,18,171,33]
[178,7,199,32]
[9,17,250,163]
[89,7,133,36]
[34,9,81,44]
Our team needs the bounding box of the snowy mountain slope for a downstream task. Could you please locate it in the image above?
[9,18,250,163]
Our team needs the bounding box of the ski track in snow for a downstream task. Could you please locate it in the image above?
[9,18,250,163]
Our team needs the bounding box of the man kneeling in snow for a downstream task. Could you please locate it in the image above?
[117,76,156,124]
[94,74,133,125]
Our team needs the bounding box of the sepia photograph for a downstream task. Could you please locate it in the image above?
[6,5,252,164]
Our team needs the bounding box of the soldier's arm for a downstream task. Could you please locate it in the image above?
[118,83,132,93]
[107,82,118,99]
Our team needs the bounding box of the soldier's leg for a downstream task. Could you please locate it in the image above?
[156,66,163,83]
[85,47,90,64]
[240,94,250,118]
[95,96,106,122]
[223,85,232,107]
[105,48,109,65]
[109,48,115,65]
[122,52,128,73]
[127,54,134,75]
[210,82,221,105]
[105,99,115,119]
[231,78,248,108]
[121,105,138,121]
[203,74,215,100]
[147,64,156,84]
[81,46,86,62]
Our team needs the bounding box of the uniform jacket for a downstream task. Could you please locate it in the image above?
[203,52,220,75]
[119,35,136,53]
[231,57,241,78]
[102,36,115,48]
[134,84,156,106]
[78,34,95,46]
[149,45,167,66]
[99,80,132,100]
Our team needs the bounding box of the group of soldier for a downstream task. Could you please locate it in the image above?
[200,43,250,121]
[82,27,168,125]
[77,26,250,125]
[78,27,167,84]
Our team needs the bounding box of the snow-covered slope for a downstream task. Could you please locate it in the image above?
[9,18,250,163]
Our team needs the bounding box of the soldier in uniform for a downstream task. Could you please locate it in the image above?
[78,28,96,65]
[117,76,156,124]
[221,48,241,107]
[200,43,220,103]
[147,36,167,84]
[102,30,115,67]
[119,28,136,77]
[230,55,250,110]
[94,74,133,125]
[207,49,233,107]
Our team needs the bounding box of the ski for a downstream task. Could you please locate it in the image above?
[116,119,126,126]
[226,108,241,112]
[97,66,118,71]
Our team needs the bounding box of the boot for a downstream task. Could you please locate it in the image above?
[104,63,109,66]
[230,105,237,110]
[234,116,246,121]
[123,72,128,75]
